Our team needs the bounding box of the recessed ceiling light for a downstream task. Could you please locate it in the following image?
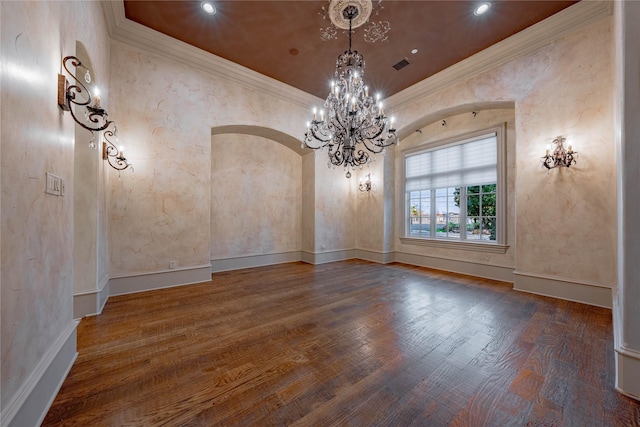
[474,2,491,16]
[201,1,216,15]
[411,48,418,54]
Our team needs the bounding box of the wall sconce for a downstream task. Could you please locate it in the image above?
[103,125,133,172]
[541,136,577,170]
[358,173,372,192]
[58,56,111,133]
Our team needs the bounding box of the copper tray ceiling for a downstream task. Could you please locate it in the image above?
[124,0,579,99]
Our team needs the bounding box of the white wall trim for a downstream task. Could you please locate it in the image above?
[109,264,212,296]
[513,270,613,308]
[1,320,78,427]
[211,251,302,273]
[101,1,320,109]
[355,249,395,264]
[73,275,110,319]
[615,347,640,401]
[388,0,612,109]
[301,249,357,265]
[399,237,510,254]
[394,251,514,283]
[612,289,640,401]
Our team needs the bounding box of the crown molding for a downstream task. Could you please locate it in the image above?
[387,0,613,109]
[101,1,611,112]
[101,1,322,109]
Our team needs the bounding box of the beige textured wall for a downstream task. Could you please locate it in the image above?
[107,41,314,276]
[392,17,615,285]
[1,0,110,412]
[302,154,316,253]
[313,154,357,252]
[355,158,387,253]
[211,134,301,259]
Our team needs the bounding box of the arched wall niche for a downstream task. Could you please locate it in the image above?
[211,124,309,157]
[210,125,306,269]
[396,101,515,141]
[392,106,518,276]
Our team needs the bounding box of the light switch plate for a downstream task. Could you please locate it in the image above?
[45,172,62,196]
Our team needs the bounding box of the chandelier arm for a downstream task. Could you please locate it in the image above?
[329,142,345,166]
[305,121,333,148]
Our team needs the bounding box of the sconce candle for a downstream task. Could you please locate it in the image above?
[93,88,101,108]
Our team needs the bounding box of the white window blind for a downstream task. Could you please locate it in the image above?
[405,133,497,192]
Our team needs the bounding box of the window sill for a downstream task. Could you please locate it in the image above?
[399,237,510,254]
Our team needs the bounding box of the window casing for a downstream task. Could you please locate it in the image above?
[402,126,507,250]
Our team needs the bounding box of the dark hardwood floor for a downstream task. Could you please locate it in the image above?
[43,260,640,426]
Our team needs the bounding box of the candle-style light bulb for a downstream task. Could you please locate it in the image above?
[320,109,325,121]
[93,87,101,108]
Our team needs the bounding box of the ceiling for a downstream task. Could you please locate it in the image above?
[123,0,579,100]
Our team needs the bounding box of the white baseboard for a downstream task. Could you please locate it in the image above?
[211,251,301,273]
[73,275,110,319]
[394,251,514,283]
[301,249,357,265]
[513,270,613,308]
[109,264,212,296]
[355,249,395,264]
[1,321,79,427]
[615,346,640,401]
[612,290,640,401]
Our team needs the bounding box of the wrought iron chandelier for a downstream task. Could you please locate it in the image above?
[303,3,398,178]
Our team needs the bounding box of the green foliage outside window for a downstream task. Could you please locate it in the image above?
[453,184,497,240]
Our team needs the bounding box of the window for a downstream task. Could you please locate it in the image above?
[403,126,506,250]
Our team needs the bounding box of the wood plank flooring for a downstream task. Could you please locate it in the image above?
[43,260,640,426]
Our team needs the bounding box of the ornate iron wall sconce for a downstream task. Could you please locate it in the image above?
[358,173,372,192]
[542,136,577,170]
[58,56,111,133]
[103,126,133,172]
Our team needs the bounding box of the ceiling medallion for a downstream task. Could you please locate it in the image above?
[319,0,387,43]
[328,0,372,30]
